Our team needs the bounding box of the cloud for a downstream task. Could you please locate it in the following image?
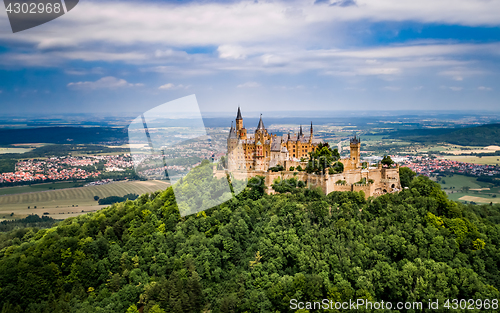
[65,67,105,76]
[441,86,463,91]
[154,49,191,61]
[67,76,143,90]
[158,83,189,90]
[413,86,424,90]
[3,0,500,55]
[237,82,261,88]
[329,0,357,7]
[478,86,492,91]
[383,86,401,91]
[218,45,247,60]
[274,85,306,90]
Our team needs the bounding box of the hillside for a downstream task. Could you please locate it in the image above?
[1,167,500,312]
[0,127,128,145]
[385,123,500,146]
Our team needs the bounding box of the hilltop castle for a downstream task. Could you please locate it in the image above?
[216,108,401,198]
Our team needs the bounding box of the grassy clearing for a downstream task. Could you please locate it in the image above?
[0,180,169,220]
[438,174,500,203]
[0,147,33,154]
[438,174,485,190]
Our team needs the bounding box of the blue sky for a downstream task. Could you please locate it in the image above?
[0,0,500,116]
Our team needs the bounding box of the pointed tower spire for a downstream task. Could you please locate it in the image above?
[236,106,242,120]
[310,121,313,133]
[257,114,265,130]
[299,125,303,137]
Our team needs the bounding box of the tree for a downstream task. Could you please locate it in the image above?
[306,145,340,174]
[381,155,394,167]
[94,196,99,201]
[126,305,140,313]
[399,167,416,188]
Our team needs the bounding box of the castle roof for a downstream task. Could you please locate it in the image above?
[228,121,237,139]
[257,114,265,130]
[236,106,242,120]
[350,134,361,144]
[271,138,282,151]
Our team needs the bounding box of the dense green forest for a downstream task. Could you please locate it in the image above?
[1,164,500,312]
[0,127,128,145]
[384,123,500,146]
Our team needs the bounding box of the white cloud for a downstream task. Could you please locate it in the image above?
[158,83,189,90]
[218,45,247,60]
[441,86,463,91]
[478,86,493,91]
[65,67,105,75]
[237,82,261,88]
[3,0,500,50]
[274,85,306,90]
[413,86,424,90]
[67,76,143,90]
[383,86,401,91]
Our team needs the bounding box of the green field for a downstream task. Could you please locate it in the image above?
[0,147,33,154]
[438,174,500,203]
[0,180,170,219]
[0,181,86,196]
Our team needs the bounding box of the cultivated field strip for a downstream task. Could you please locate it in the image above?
[0,180,170,205]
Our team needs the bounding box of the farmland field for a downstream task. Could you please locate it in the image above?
[441,155,500,165]
[0,181,86,196]
[438,174,500,203]
[0,180,169,220]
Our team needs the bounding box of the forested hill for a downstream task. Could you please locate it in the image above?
[1,166,500,312]
[385,123,500,146]
[0,127,128,145]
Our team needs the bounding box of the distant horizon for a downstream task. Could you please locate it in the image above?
[3,109,500,119]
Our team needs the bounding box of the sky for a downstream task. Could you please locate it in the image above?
[0,0,500,116]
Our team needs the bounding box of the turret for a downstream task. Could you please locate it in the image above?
[349,134,361,168]
[235,106,243,131]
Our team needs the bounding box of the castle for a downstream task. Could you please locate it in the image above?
[216,108,401,198]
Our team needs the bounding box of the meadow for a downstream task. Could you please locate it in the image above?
[0,180,170,220]
[438,174,500,203]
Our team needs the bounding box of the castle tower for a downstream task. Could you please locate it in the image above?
[255,114,266,143]
[235,107,247,139]
[235,106,243,131]
[349,135,361,169]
